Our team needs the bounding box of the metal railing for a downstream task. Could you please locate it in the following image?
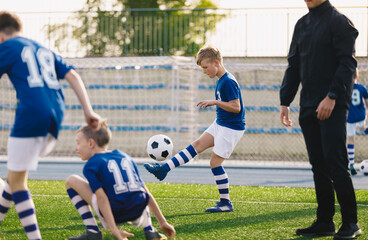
[15,7,368,57]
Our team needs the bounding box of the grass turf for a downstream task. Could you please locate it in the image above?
[0,180,367,239]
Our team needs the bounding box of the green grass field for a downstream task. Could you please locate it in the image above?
[1,180,367,240]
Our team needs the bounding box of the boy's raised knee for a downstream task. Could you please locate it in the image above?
[65,174,80,188]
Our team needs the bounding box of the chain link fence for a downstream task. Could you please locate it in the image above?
[1,7,368,162]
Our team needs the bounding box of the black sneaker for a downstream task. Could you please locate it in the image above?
[144,230,167,240]
[334,222,362,239]
[67,230,102,240]
[205,201,234,212]
[296,220,335,236]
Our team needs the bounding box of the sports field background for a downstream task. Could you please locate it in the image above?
[0,4,368,239]
[2,57,368,163]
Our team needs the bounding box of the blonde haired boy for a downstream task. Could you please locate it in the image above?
[144,46,246,212]
[66,122,175,240]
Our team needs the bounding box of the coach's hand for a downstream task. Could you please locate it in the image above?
[316,96,335,120]
[280,105,292,127]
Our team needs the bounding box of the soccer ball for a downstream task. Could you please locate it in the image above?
[147,134,173,161]
[360,160,368,176]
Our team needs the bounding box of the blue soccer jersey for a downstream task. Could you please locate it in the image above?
[347,83,368,123]
[0,36,73,138]
[215,72,245,130]
[83,149,149,223]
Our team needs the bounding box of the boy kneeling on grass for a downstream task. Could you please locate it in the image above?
[65,121,175,240]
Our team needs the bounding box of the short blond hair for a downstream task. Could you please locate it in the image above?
[78,120,111,148]
[196,46,222,65]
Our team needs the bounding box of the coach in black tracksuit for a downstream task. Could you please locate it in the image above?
[279,0,361,239]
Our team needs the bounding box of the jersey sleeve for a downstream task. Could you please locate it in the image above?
[53,53,74,80]
[83,158,104,193]
[223,79,240,102]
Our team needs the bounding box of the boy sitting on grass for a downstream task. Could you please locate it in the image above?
[65,121,175,240]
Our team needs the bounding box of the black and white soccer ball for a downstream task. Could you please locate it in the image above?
[360,160,368,176]
[147,134,173,161]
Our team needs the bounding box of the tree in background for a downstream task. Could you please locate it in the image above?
[49,0,221,57]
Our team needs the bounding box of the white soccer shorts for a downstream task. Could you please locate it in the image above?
[205,120,245,159]
[91,194,109,229]
[7,133,56,171]
[346,120,365,137]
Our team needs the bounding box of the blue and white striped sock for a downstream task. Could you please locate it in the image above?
[141,208,153,233]
[162,145,197,172]
[211,166,230,204]
[67,188,99,233]
[0,181,13,225]
[347,144,355,166]
[12,190,41,240]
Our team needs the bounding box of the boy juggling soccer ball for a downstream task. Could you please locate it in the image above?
[145,46,245,212]
[347,68,368,175]
[0,11,101,239]
[66,122,175,240]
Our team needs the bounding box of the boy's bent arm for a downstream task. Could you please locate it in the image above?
[144,186,176,239]
[216,98,241,113]
[95,188,134,240]
[197,98,241,113]
[64,69,101,129]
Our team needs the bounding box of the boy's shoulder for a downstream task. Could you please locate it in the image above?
[226,72,236,80]
[85,150,125,170]
[1,36,33,48]
[0,37,46,59]
[220,72,239,85]
[2,37,54,55]
[88,149,132,162]
[355,83,367,90]
[0,37,21,55]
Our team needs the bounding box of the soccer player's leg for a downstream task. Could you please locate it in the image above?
[6,136,52,240]
[144,144,198,181]
[39,133,57,158]
[131,207,167,240]
[0,179,13,230]
[65,175,102,240]
[144,132,213,181]
[205,153,233,213]
[346,123,357,175]
[205,123,244,213]
[8,170,41,240]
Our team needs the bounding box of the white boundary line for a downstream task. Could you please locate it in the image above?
[0,156,313,169]
[32,195,368,207]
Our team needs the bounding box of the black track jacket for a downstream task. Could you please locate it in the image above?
[280,0,358,109]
